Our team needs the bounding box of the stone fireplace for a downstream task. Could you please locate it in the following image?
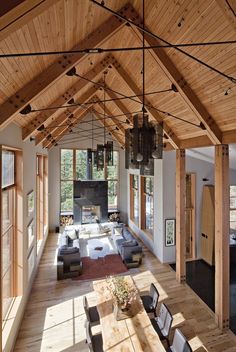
[73,180,108,224]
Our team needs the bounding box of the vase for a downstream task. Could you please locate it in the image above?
[113,303,134,320]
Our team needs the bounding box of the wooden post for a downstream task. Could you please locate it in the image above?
[215,144,229,330]
[176,149,186,283]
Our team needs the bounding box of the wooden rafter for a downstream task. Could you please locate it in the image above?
[96,92,126,134]
[105,87,134,126]
[46,108,91,149]
[215,0,236,31]
[38,85,98,146]
[23,56,110,140]
[94,99,124,147]
[109,55,180,149]
[122,4,222,144]
[0,0,59,42]
[0,3,130,130]
[180,135,212,149]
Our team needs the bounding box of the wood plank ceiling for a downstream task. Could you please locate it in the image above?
[0,0,235,149]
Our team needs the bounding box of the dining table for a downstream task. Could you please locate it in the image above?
[93,275,166,352]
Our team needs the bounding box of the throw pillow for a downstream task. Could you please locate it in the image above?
[122,240,138,247]
[67,230,77,240]
[59,247,79,255]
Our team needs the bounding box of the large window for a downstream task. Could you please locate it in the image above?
[107,151,118,209]
[60,149,119,213]
[230,185,236,233]
[36,155,48,248]
[60,149,73,212]
[130,174,139,226]
[1,150,15,321]
[141,176,154,234]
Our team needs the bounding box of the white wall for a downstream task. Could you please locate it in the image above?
[0,123,48,352]
[162,149,236,263]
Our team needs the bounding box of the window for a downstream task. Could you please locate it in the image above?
[1,150,15,321]
[60,149,73,213]
[141,176,154,234]
[60,149,119,214]
[36,155,48,248]
[130,174,139,225]
[230,185,236,233]
[75,150,87,180]
[107,151,118,209]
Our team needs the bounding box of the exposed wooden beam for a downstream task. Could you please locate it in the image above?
[35,109,74,146]
[94,100,124,147]
[223,130,236,144]
[105,87,133,126]
[97,89,126,134]
[176,149,186,284]
[124,5,222,145]
[41,85,98,147]
[46,108,91,149]
[0,0,58,41]
[0,4,129,129]
[110,56,180,149]
[143,33,222,144]
[23,57,110,140]
[215,144,230,330]
[180,135,212,149]
[215,0,236,31]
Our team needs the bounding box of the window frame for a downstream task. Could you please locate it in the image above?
[141,176,154,236]
[130,174,139,226]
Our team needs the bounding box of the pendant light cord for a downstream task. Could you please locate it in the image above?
[104,71,106,146]
[142,0,145,117]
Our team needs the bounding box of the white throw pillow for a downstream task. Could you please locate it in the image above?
[67,230,77,240]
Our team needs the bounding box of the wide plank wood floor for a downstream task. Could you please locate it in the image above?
[14,233,236,352]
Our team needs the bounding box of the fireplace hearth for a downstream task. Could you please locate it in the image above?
[82,205,100,224]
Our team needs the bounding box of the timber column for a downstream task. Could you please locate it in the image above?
[215,144,229,330]
[176,149,186,283]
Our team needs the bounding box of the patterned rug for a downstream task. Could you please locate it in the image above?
[73,254,128,281]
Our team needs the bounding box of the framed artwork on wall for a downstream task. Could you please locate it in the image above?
[27,219,34,249]
[165,219,176,246]
[27,190,34,216]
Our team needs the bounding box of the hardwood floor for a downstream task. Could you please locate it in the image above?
[14,233,236,352]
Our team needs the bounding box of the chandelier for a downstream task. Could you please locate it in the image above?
[125,114,163,171]
[125,0,163,172]
[91,71,113,171]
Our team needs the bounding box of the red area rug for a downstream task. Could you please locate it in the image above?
[73,254,128,281]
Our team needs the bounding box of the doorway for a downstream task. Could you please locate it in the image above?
[185,173,196,260]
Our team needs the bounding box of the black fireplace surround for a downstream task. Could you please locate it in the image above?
[73,180,108,224]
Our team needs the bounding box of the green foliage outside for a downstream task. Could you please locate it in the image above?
[60,149,119,212]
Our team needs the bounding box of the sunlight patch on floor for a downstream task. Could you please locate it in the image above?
[172,312,185,327]
[132,270,168,300]
[40,297,87,352]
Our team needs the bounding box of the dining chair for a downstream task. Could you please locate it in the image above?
[85,320,104,352]
[83,295,100,327]
[151,303,173,346]
[140,283,159,316]
[166,328,192,352]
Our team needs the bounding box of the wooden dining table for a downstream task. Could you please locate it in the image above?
[93,276,166,352]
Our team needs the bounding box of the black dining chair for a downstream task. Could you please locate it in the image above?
[166,328,192,352]
[141,283,159,316]
[151,303,173,346]
[85,320,104,352]
[83,295,100,327]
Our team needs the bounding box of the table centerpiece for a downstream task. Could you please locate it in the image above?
[106,276,138,320]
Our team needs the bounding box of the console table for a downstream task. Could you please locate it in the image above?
[93,276,165,351]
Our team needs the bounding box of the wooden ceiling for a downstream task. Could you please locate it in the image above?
[0,0,235,149]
